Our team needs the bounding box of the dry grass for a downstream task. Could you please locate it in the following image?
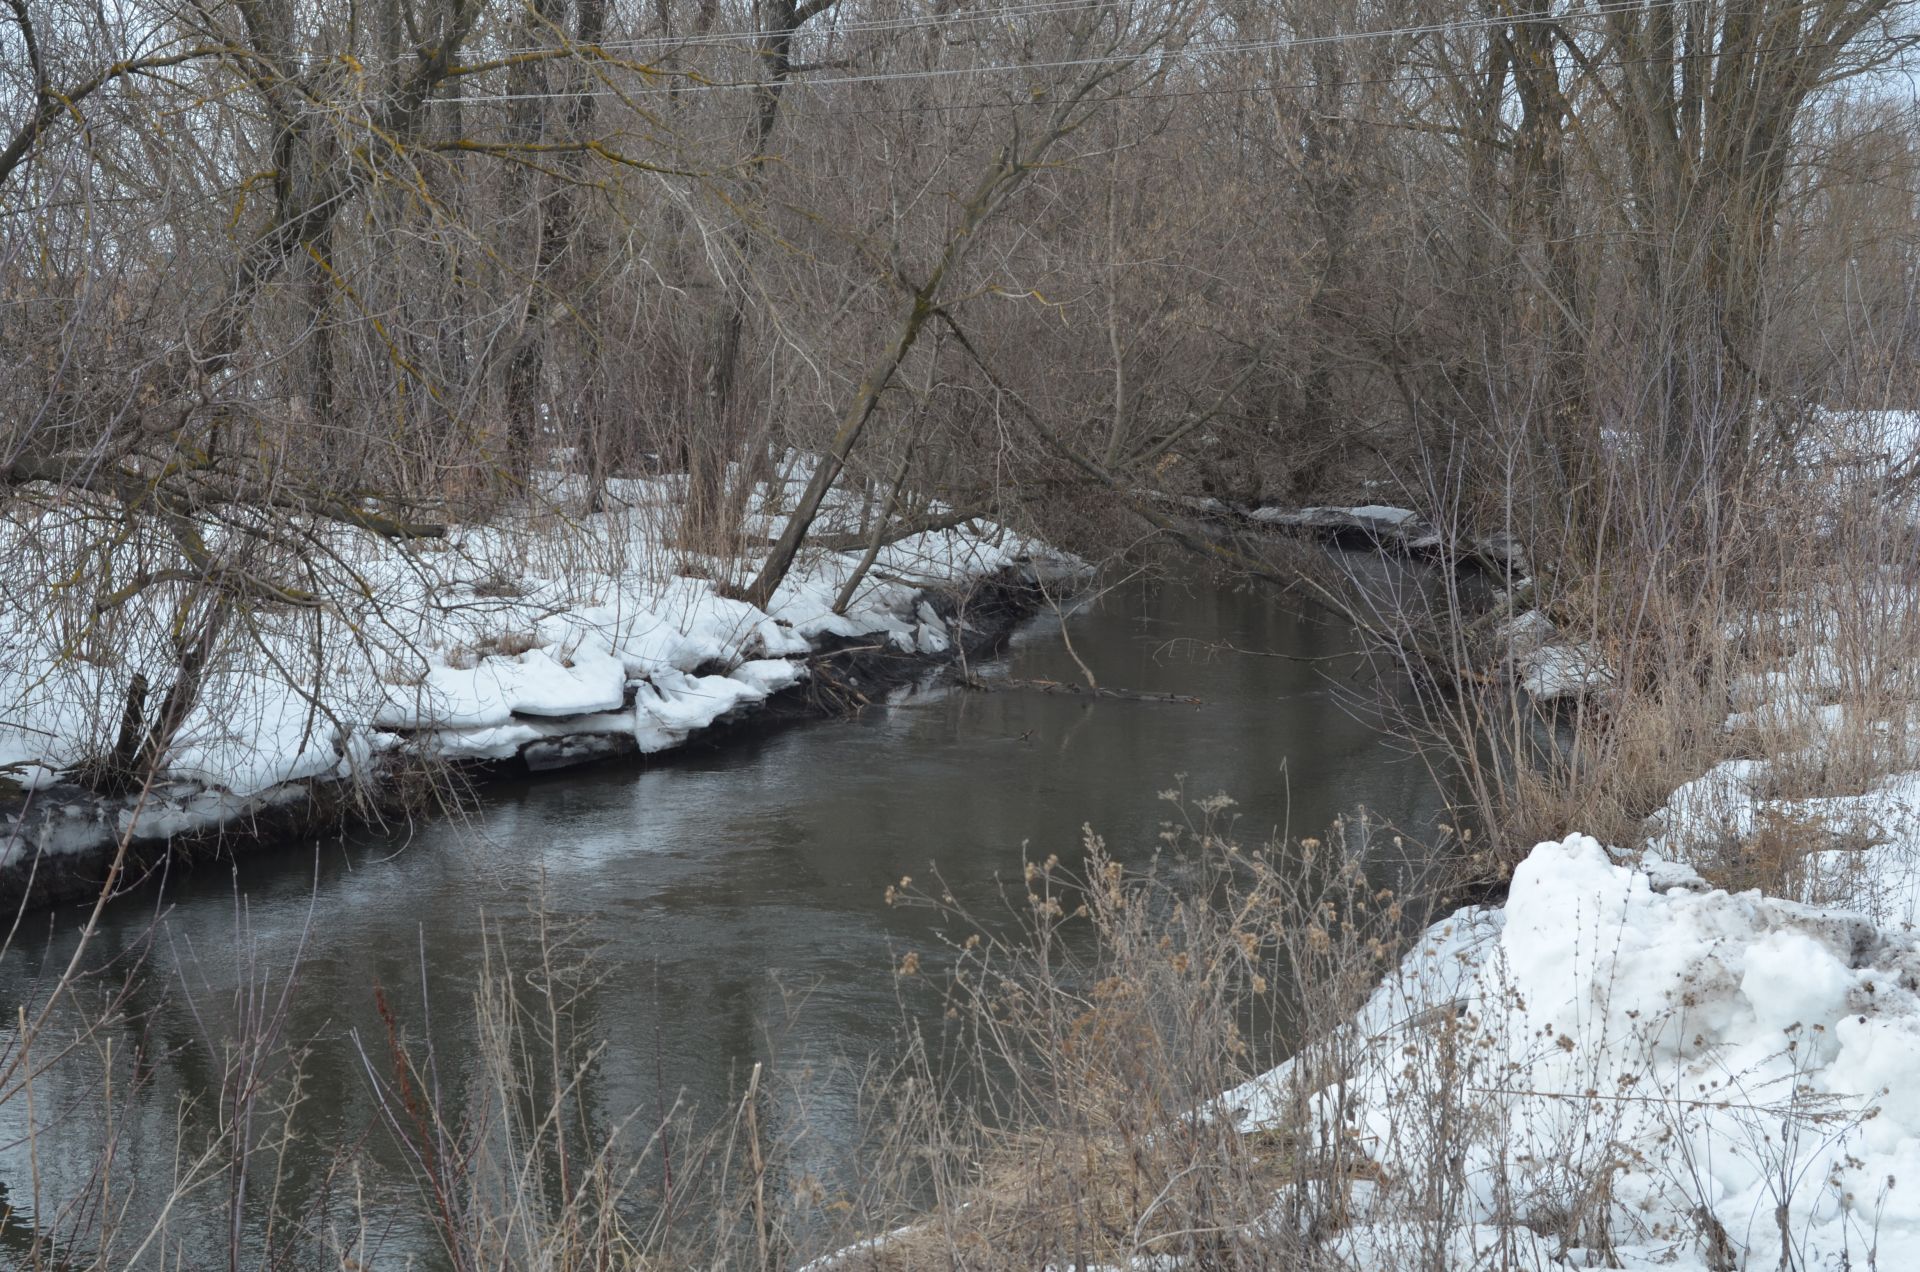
[1693,807,1846,895]
[777,805,1457,1271]
[1370,403,1920,899]
[442,629,544,670]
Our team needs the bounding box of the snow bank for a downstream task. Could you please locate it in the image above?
[1247,504,1431,545]
[1227,835,1920,1270]
[1635,572,1920,926]
[1492,609,1613,704]
[1214,411,1920,1267]
[1228,538,1920,1268]
[0,470,1060,868]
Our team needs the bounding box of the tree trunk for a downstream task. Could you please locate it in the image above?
[734,146,1027,610]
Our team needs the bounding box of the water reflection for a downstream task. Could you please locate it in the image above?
[0,572,1449,1265]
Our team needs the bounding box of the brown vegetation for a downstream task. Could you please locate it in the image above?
[9,0,1920,842]
[11,0,1920,1263]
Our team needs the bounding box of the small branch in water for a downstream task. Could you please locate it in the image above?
[809,663,874,711]
[1034,566,1099,691]
[960,675,1201,705]
[1156,636,1358,665]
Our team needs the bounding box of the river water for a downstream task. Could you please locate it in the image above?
[0,572,1450,1265]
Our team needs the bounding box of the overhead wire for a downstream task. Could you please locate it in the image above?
[11,0,1907,220]
[420,0,1714,107]
[473,0,1129,58]
[1,0,1714,106]
[0,37,1709,221]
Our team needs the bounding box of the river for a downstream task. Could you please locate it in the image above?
[0,571,1451,1266]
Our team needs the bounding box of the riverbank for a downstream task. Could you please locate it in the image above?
[0,566,1444,1271]
[0,471,1058,910]
[786,414,1920,1270]
[1207,417,1920,1269]
[2,484,1518,915]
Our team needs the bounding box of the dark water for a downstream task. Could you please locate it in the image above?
[0,573,1449,1266]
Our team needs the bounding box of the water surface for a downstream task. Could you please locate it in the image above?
[0,573,1449,1264]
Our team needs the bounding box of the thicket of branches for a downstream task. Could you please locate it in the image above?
[6,0,1920,816]
[8,0,1917,545]
[13,4,1920,1263]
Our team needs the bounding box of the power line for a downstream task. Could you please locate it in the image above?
[0,0,1204,76]
[416,0,1710,108]
[0,40,1767,223]
[474,0,1123,59]
[13,0,1905,220]
[3,0,1711,108]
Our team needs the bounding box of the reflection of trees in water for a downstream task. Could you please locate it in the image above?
[0,1178,52,1261]
[0,580,1446,1263]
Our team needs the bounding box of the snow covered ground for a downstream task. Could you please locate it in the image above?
[0,467,1049,868]
[1223,834,1920,1270]
[776,409,1920,1271]
[1211,413,1920,1269]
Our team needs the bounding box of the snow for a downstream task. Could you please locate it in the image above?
[1494,609,1614,703]
[1346,504,1418,525]
[1802,407,1920,476]
[1643,756,1920,928]
[1632,571,1920,927]
[0,468,1058,866]
[1216,417,1920,1267]
[1494,608,1556,657]
[1247,504,1424,535]
[1226,835,1920,1270]
[1516,639,1612,702]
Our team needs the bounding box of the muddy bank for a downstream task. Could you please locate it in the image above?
[0,567,1043,912]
